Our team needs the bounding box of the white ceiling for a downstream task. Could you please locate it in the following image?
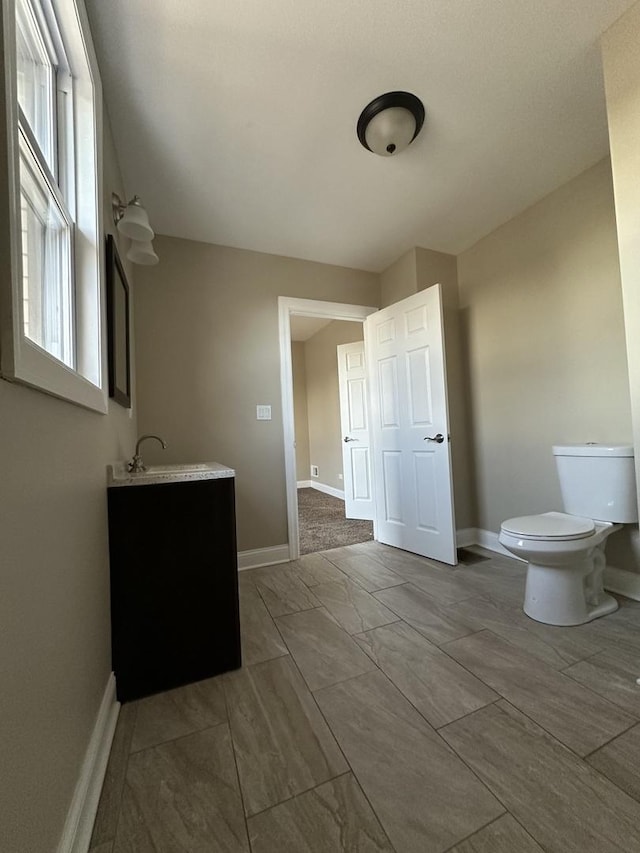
[85,0,634,273]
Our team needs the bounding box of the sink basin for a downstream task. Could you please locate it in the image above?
[107,461,234,487]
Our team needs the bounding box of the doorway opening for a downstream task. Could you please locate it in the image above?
[290,317,374,554]
[279,297,377,560]
[297,487,373,555]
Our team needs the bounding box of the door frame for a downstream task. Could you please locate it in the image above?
[278,296,377,560]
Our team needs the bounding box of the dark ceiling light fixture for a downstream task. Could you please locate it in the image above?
[357,91,425,157]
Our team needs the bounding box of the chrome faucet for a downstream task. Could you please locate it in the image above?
[128,434,167,473]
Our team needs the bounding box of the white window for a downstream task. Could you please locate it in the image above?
[2,0,106,412]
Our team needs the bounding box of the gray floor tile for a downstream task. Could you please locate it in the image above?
[374,583,477,645]
[587,723,640,802]
[354,620,498,728]
[251,566,321,617]
[315,670,504,853]
[312,579,399,634]
[238,576,289,666]
[247,773,393,853]
[354,542,442,574]
[447,594,603,670]
[130,675,227,753]
[224,655,348,816]
[113,725,248,853]
[390,563,481,605]
[505,603,603,665]
[453,573,527,607]
[92,543,640,850]
[563,645,640,717]
[89,844,113,853]
[440,700,640,852]
[90,703,137,847]
[450,558,528,604]
[580,601,640,655]
[443,629,635,756]
[275,607,376,691]
[322,551,405,592]
[448,814,544,853]
[293,553,349,587]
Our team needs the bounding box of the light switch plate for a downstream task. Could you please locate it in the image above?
[256,405,272,420]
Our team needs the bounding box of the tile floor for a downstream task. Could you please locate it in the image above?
[89,541,640,852]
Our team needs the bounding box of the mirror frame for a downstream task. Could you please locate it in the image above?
[106,234,132,408]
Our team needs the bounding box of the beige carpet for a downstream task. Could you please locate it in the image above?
[298,487,374,555]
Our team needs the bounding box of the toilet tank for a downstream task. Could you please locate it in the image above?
[553,444,638,523]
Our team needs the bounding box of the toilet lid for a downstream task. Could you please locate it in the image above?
[501,511,596,541]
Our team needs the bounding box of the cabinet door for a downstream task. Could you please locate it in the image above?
[108,477,241,701]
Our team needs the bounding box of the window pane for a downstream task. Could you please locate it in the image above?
[16,0,56,172]
[20,140,73,367]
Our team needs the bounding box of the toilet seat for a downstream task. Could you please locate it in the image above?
[501,511,595,541]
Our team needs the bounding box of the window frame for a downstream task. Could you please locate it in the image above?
[1,0,107,413]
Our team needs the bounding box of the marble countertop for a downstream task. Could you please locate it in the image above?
[107,461,235,487]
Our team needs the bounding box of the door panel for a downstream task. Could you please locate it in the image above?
[407,347,433,425]
[382,451,404,524]
[414,452,438,531]
[366,284,457,565]
[351,447,371,500]
[379,357,400,428]
[337,341,374,520]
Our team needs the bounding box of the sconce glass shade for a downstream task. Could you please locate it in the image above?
[117,199,154,242]
[357,91,425,157]
[127,240,159,266]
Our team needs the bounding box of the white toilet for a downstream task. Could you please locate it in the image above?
[499,444,638,626]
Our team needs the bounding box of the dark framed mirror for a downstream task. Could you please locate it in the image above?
[106,234,131,407]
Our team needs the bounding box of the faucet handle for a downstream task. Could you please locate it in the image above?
[127,454,146,473]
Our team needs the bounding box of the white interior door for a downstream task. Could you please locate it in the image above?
[337,341,374,520]
[365,283,457,564]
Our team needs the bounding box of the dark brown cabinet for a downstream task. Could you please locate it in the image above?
[107,474,241,702]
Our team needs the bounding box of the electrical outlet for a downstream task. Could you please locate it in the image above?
[256,405,272,420]
[338,473,343,480]
[311,465,319,477]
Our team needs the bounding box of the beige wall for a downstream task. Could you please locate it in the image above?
[305,320,364,492]
[602,2,640,535]
[0,59,137,853]
[133,236,379,551]
[292,341,310,481]
[457,160,634,559]
[380,247,418,308]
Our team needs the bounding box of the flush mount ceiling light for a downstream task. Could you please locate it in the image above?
[112,193,159,265]
[357,91,425,157]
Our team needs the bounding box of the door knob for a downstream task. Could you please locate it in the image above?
[344,436,357,442]
[424,433,445,444]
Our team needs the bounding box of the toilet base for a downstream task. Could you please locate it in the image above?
[523,557,618,626]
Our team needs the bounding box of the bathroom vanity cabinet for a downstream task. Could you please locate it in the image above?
[107,465,241,702]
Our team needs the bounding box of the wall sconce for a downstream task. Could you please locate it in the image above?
[112,193,159,266]
[357,91,425,156]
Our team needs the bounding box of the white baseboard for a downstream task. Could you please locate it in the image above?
[297,480,312,488]
[310,482,345,500]
[456,527,477,548]
[603,565,640,602]
[238,544,290,570]
[473,527,527,561]
[57,673,119,853]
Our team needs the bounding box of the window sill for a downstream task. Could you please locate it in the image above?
[2,336,108,414]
